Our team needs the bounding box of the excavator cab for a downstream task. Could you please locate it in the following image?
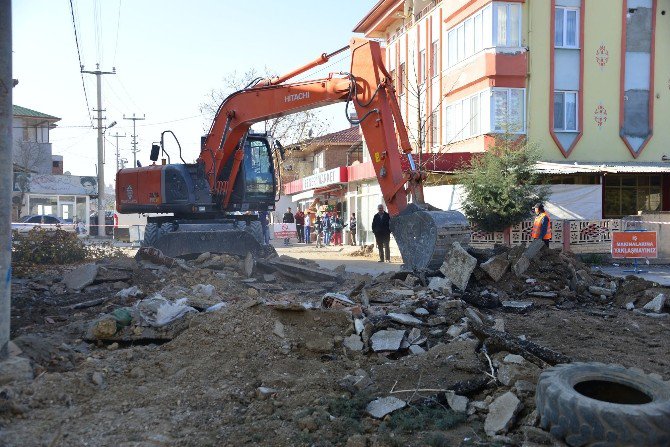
[225,135,276,212]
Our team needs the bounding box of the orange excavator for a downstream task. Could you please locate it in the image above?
[116,38,469,270]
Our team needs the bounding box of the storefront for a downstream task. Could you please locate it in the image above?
[13,173,94,229]
[286,167,349,217]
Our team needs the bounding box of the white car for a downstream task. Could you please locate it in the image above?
[11,215,76,234]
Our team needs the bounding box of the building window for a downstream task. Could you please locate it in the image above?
[555,7,579,48]
[313,151,324,172]
[447,4,502,68]
[604,175,662,218]
[418,50,426,84]
[554,91,578,131]
[445,90,488,143]
[492,88,525,133]
[430,111,438,148]
[430,41,439,78]
[398,62,406,95]
[494,3,521,47]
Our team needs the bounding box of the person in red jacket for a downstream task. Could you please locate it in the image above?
[531,203,552,247]
[294,206,305,243]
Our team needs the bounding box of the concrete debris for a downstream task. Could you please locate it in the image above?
[370,329,406,352]
[273,321,285,338]
[322,293,355,308]
[528,291,558,299]
[340,370,373,393]
[90,317,118,339]
[428,276,452,293]
[366,396,406,419]
[387,313,423,326]
[588,286,614,297]
[406,328,423,345]
[440,242,478,291]
[343,334,364,351]
[492,318,505,332]
[480,256,510,282]
[91,371,104,387]
[503,354,525,365]
[501,301,534,313]
[464,308,484,325]
[413,307,429,316]
[447,324,465,338]
[0,356,33,385]
[484,391,522,436]
[445,392,469,413]
[408,345,426,355]
[116,286,142,298]
[63,263,98,291]
[192,284,215,297]
[354,319,365,335]
[626,302,635,310]
[643,293,666,313]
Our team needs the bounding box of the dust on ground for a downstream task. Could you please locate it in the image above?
[1,241,669,447]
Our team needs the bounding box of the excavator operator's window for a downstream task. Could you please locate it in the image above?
[248,139,272,174]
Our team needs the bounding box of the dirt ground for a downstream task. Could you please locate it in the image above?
[1,243,669,447]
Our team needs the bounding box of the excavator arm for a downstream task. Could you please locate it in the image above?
[200,38,417,215]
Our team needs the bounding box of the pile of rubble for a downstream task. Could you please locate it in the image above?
[2,241,669,446]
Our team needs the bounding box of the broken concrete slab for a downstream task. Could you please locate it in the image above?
[413,307,429,316]
[366,396,406,419]
[370,329,406,352]
[484,391,522,436]
[528,291,558,299]
[260,258,342,283]
[524,239,545,260]
[273,321,285,338]
[322,293,355,308]
[447,324,465,338]
[343,334,364,351]
[388,313,423,326]
[63,263,98,291]
[480,256,510,282]
[440,242,478,291]
[408,345,426,355]
[512,256,531,277]
[503,354,525,365]
[340,373,373,393]
[501,301,534,313]
[643,293,666,313]
[407,328,422,345]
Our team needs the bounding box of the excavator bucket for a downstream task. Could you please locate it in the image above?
[141,222,277,260]
[390,203,471,271]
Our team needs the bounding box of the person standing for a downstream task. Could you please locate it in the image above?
[323,213,332,246]
[371,204,391,262]
[315,214,324,248]
[282,207,295,246]
[332,213,344,246]
[531,203,552,247]
[304,212,311,244]
[294,206,305,243]
[258,211,270,245]
[348,213,357,246]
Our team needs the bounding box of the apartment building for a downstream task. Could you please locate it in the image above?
[354,0,670,219]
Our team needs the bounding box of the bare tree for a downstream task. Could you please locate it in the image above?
[12,140,49,218]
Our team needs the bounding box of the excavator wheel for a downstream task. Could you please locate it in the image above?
[142,223,160,247]
[390,203,471,271]
[244,221,264,244]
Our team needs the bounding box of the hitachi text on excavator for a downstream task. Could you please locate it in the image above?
[115,38,470,270]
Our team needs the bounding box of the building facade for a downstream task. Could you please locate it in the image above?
[12,105,96,228]
[354,0,670,219]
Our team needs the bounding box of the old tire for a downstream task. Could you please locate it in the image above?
[142,223,159,247]
[244,221,264,245]
[536,362,670,446]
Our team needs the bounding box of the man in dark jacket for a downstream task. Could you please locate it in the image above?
[294,206,305,243]
[371,204,391,262]
[282,207,295,246]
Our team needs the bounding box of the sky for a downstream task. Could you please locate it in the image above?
[12,0,374,186]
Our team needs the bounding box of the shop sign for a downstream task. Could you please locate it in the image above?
[302,168,343,190]
[273,223,297,238]
[611,231,657,258]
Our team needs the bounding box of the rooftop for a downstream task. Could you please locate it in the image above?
[13,105,60,121]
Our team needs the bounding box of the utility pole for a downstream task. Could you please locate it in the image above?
[123,113,145,168]
[0,0,11,359]
[82,64,115,238]
[110,132,126,171]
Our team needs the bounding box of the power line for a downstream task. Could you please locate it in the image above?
[113,0,122,66]
[69,0,93,127]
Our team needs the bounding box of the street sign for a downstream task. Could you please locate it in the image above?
[611,231,657,259]
[273,223,297,238]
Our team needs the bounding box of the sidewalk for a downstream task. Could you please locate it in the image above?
[271,239,400,275]
[595,264,670,286]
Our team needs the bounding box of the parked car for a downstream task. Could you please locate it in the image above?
[11,215,76,234]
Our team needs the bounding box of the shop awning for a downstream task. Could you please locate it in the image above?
[291,190,315,201]
[535,161,670,175]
